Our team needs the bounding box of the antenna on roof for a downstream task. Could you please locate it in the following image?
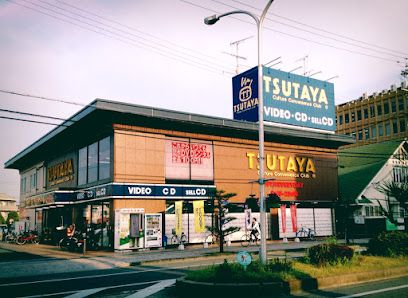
[223,36,253,74]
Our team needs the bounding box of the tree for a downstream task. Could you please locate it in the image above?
[376,181,408,225]
[206,189,240,253]
[0,213,5,224]
[6,211,19,224]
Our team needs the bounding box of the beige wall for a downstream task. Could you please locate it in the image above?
[114,199,165,213]
[114,129,165,184]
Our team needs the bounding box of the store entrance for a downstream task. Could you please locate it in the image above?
[74,200,112,250]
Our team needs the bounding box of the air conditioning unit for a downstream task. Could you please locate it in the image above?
[390,84,397,91]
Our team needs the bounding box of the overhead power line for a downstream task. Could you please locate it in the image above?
[0,89,86,106]
[180,0,403,65]
[6,0,234,76]
[231,0,408,57]
[0,115,69,127]
[0,108,74,122]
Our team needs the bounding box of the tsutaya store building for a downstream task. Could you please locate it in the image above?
[5,71,352,250]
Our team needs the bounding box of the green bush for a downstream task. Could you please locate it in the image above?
[186,258,293,283]
[308,243,354,266]
[367,231,408,257]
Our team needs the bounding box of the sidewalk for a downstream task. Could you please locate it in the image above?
[0,238,369,279]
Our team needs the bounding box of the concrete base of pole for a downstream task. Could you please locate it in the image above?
[282,237,288,243]
[203,242,208,248]
[178,244,185,250]
[295,237,300,243]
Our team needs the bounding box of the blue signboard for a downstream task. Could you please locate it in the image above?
[232,66,335,132]
[232,67,259,122]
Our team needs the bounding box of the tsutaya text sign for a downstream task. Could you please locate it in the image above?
[232,66,335,132]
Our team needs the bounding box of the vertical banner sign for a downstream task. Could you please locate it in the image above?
[290,204,298,232]
[193,200,205,233]
[244,208,252,229]
[175,201,183,236]
[280,205,287,233]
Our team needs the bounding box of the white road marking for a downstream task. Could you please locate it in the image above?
[63,287,107,298]
[0,261,209,287]
[17,280,157,298]
[338,284,408,298]
[124,279,176,298]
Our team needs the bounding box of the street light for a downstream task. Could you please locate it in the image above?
[204,0,275,264]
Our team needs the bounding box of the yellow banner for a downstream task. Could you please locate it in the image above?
[193,200,205,233]
[175,201,183,236]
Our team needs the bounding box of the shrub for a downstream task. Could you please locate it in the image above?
[367,231,408,257]
[308,243,354,266]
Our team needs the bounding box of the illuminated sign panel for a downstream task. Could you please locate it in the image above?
[232,66,335,132]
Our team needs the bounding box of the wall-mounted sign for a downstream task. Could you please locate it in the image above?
[47,159,74,186]
[165,138,214,180]
[232,66,335,132]
[24,191,74,208]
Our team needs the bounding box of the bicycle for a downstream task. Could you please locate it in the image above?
[5,232,17,243]
[16,231,40,245]
[295,226,316,241]
[170,230,187,245]
[241,231,260,247]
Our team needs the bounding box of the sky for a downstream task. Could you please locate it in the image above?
[1,0,407,202]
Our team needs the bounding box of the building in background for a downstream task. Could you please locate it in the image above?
[336,81,408,146]
[337,139,407,237]
[0,193,18,222]
[5,99,352,250]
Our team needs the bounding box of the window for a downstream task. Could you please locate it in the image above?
[345,113,349,124]
[393,120,398,134]
[30,173,37,191]
[363,108,369,119]
[391,99,396,113]
[378,124,384,136]
[357,110,362,121]
[20,177,27,194]
[377,104,382,116]
[364,128,369,140]
[370,105,375,117]
[98,136,111,180]
[358,130,363,140]
[385,122,391,136]
[351,131,356,139]
[88,142,98,183]
[393,167,408,183]
[338,115,343,125]
[351,111,355,122]
[78,147,87,186]
[398,96,404,111]
[371,126,377,139]
[400,119,406,132]
[78,136,111,186]
[383,100,389,114]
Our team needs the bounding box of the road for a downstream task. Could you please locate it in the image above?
[0,265,185,297]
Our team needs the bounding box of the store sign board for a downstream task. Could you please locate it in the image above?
[121,184,215,199]
[47,159,74,186]
[165,138,214,180]
[232,66,335,132]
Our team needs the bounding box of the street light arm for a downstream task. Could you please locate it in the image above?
[204,10,259,26]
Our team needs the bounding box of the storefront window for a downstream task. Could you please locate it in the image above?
[401,119,406,132]
[378,124,384,137]
[391,99,396,113]
[393,120,398,134]
[383,100,389,114]
[88,142,98,183]
[363,108,369,119]
[371,126,377,139]
[357,110,362,121]
[370,105,375,117]
[99,136,111,180]
[78,147,87,186]
[377,104,382,116]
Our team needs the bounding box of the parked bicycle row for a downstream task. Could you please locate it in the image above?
[4,230,39,245]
